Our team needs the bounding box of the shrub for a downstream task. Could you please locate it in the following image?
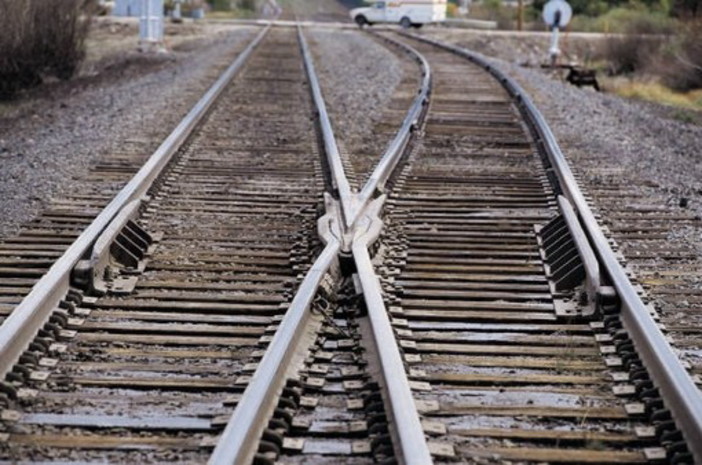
[446,2,459,18]
[0,0,94,100]
[596,7,675,33]
[238,0,258,11]
[601,11,702,91]
[600,9,674,75]
[661,20,702,90]
[473,0,514,29]
[208,0,232,11]
[603,32,666,75]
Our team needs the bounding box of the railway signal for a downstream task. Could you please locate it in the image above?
[542,0,572,65]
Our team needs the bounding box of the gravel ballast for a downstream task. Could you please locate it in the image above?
[309,28,420,187]
[0,21,254,238]
[310,29,403,143]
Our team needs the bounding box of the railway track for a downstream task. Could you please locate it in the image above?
[374,34,660,464]
[0,26,325,463]
[0,29,257,324]
[0,21,700,465]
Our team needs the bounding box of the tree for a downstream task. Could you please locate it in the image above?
[672,0,701,16]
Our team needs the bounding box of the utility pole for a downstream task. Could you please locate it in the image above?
[517,0,524,31]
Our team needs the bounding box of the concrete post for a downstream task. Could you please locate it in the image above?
[549,26,560,65]
[139,0,164,51]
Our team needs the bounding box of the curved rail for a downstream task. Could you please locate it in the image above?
[352,32,431,228]
[403,31,702,464]
[347,30,434,465]
[208,26,435,465]
[308,26,435,463]
[297,27,432,233]
[0,25,272,382]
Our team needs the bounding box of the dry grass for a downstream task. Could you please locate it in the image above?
[0,0,94,99]
[605,78,702,110]
[599,15,702,109]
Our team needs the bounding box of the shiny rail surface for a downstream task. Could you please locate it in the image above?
[1,21,700,465]
[297,26,355,229]
[0,25,271,381]
[0,26,328,462]
[402,31,702,464]
[353,32,431,229]
[209,26,434,465]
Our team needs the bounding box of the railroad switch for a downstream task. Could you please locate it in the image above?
[72,200,157,296]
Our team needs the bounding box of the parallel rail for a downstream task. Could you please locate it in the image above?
[402,31,702,464]
[0,21,699,465]
[0,25,271,382]
[209,25,434,464]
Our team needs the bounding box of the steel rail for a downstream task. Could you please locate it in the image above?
[298,26,433,231]
[344,29,435,463]
[208,230,341,465]
[0,24,271,382]
[207,25,355,465]
[297,25,356,228]
[344,30,434,464]
[352,32,431,228]
[557,195,601,316]
[402,32,702,463]
[352,201,433,465]
[209,26,435,464]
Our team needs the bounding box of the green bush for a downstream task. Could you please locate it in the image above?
[0,0,94,99]
[601,7,674,33]
[209,0,232,10]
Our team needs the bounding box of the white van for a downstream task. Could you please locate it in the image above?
[350,0,447,28]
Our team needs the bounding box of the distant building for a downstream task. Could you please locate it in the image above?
[114,0,204,18]
[113,0,144,16]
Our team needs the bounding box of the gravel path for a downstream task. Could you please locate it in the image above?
[420,28,702,369]
[0,23,254,238]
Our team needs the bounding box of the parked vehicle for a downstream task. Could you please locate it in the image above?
[350,0,446,28]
